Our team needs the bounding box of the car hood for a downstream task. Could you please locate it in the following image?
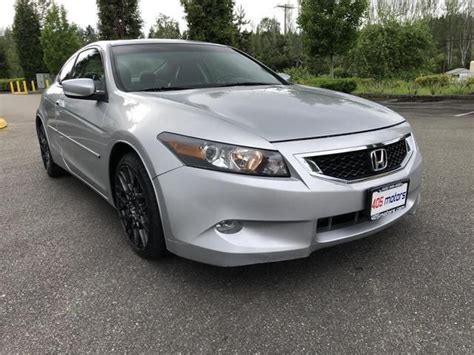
[138,85,405,142]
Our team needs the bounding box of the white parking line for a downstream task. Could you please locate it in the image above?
[454,111,474,117]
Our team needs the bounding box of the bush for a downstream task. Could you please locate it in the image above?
[465,76,474,89]
[283,66,312,83]
[333,67,352,78]
[415,74,450,95]
[302,77,358,93]
[0,78,25,91]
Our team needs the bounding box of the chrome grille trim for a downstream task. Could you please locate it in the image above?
[295,133,414,184]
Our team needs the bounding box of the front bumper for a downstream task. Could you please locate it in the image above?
[154,124,423,267]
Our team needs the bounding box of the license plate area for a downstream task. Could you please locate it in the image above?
[368,180,409,221]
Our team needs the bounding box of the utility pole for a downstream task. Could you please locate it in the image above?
[276,3,295,35]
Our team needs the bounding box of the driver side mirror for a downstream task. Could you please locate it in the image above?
[278,73,291,82]
[62,78,107,102]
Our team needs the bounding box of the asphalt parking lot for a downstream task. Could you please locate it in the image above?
[0,94,472,353]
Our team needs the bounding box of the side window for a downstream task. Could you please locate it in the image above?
[57,56,76,84]
[72,49,106,91]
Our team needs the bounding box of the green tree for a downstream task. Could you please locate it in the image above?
[181,0,236,45]
[246,18,306,71]
[97,0,143,39]
[34,0,52,26]
[12,0,45,80]
[148,14,181,39]
[249,18,290,70]
[78,25,98,45]
[40,2,81,74]
[429,0,472,70]
[298,0,368,77]
[232,5,251,52]
[0,36,7,78]
[1,28,23,77]
[349,21,436,78]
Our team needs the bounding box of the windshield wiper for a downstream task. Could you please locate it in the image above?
[211,82,278,88]
[136,82,278,92]
[137,87,193,92]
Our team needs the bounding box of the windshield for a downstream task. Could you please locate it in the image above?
[111,43,285,92]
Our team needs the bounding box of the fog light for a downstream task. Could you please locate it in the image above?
[215,220,243,234]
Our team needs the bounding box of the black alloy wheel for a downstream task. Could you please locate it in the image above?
[114,153,166,258]
[36,123,66,177]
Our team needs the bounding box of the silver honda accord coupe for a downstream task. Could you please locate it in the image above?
[36,39,422,266]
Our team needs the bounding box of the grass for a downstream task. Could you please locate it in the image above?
[354,78,474,96]
[298,76,474,96]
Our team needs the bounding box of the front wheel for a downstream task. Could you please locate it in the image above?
[36,123,66,177]
[114,153,166,259]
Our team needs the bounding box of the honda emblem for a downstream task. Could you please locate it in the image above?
[370,148,388,171]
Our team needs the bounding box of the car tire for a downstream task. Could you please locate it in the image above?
[114,153,167,259]
[36,123,67,178]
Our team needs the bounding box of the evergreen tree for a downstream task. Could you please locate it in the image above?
[97,0,143,39]
[12,0,45,80]
[232,5,251,52]
[2,28,23,77]
[248,18,293,70]
[34,0,52,27]
[0,37,7,78]
[81,25,99,45]
[180,0,236,45]
[40,3,81,74]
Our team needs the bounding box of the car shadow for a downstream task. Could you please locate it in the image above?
[148,224,408,292]
[56,172,414,292]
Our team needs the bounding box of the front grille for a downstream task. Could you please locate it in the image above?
[306,138,408,181]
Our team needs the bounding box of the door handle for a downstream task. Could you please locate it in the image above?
[55,99,65,108]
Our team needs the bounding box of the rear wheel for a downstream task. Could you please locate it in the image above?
[114,153,166,259]
[36,123,66,177]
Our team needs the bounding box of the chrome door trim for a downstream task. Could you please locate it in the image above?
[48,124,101,159]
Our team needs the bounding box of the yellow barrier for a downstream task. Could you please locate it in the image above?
[12,81,28,95]
[9,80,40,94]
[45,79,50,88]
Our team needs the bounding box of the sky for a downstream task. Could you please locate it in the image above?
[0,0,300,33]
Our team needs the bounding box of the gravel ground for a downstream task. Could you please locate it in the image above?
[0,94,472,353]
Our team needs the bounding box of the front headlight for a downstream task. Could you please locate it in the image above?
[158,132,290,177]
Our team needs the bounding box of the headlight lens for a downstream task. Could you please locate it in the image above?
[158,132,290,177]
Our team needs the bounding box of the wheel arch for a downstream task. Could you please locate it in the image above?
[108,141,158,208]
[109,142,137,205]
[108,140,173,244]
[35,113,45,130]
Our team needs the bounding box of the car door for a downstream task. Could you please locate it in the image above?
[43,56,76,160]
[56,48,109,195]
